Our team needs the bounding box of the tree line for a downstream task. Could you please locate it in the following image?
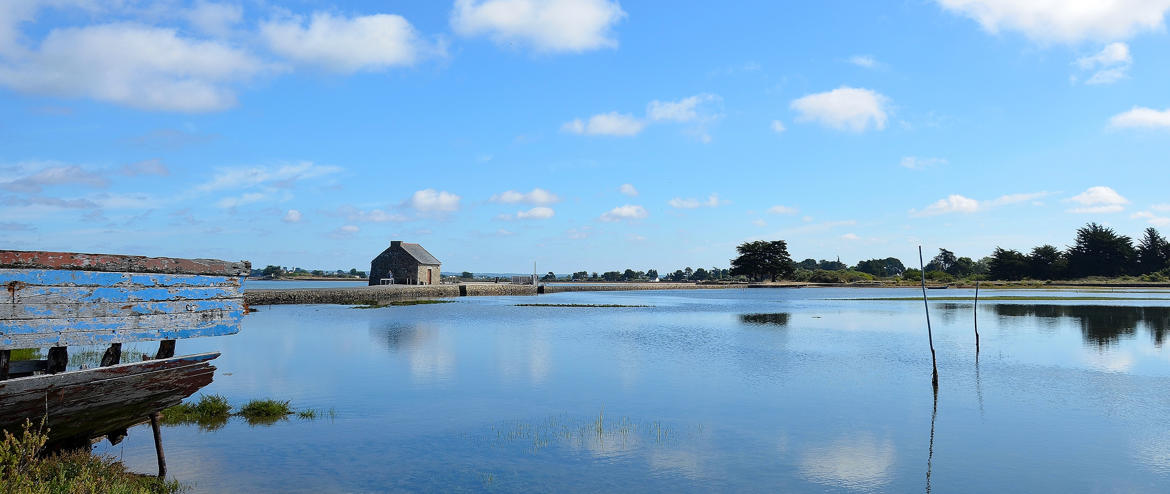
[728,223,1170,283]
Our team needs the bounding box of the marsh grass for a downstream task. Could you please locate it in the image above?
[160,394,231,431]
[237,399,293,425]
[0,420,182,494]
[514,304,652,308]
[354,300,455,309]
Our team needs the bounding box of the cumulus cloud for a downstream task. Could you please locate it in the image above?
[1075,42,1131,85]
[841,233,860,240]
[0,23,264,112]
[261,12,425,73]
[600,204,647,221]
[1066,186,1129,213]
[770,120,786,134]
[1109,106,1170,129]
[619,183,638,196]
[561,112,644,136]
[451,0,625,53]
[847,55,879,68]
[668,194,724,209]
[1133,210,1170,226]
[912,191,1051,216]
[282,209,302,223]
[0,163,108,193]
[329,224,360,238]
[791,87,890,132]
[491,188,560,205]
[934,0,1170,43]
[768,205,798,215]
[515,206,555,219]
[646,93,719,122]
[409,188,461,213]
[900,156,947,169]
[198,161,340,192]
[185,1,243,37]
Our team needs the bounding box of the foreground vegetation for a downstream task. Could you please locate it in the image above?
[161,395,333,429]
[0,420,182,494]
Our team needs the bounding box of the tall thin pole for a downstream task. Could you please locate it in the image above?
[974,280,981,354]
[150,412,167,479]
[919,246,939,389]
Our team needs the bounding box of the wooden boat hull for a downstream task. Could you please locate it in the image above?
[0,353,218,445]
[2,250,248,349]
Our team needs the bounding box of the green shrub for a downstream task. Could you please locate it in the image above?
[237,400,292,425]
[160,394,232,431]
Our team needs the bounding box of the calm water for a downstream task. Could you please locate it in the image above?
[97,288,1170,492]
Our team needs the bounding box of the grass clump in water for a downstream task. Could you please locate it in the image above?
[354,299,454,309]
[237,399,293,425]
[160,394,231,430]
[0,419,183,493]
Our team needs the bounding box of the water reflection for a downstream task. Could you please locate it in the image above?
[991,305,1170,348]
[799,433,896,490]
[740,313,790,326]
[369,321,454,383]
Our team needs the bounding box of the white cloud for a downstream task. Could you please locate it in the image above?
[847,55,878,68]
[900,156,947,169]
[0,163,108,193]
[342,207,409,223]
[491,188,560,205]
[770,120,786,134]
[0,23,264,112]
[1151,203,1170,212]
[451,0,626,53]
[1109,107,1170,129]
[409,189,461,213]
[185,1,243,37]
[1133,210,1170,226]
[912,191,1051,216]
[516,206,555,219]
[330,224,360,237]
[1075,42,1131,85]
[282,209,302,223]
[216,191,268,209]
[198,161,340,192]
[914,194,980,216]
[752,219,767,227]
[261,12,423,73]
[841,233,860,240]
[646,93,719,122]
[561,112,644,136]
[935,0,1170,43]
[767,205,798,215]
[619,183,638,196]
[1066,186,1129,213]
[791,87,890,132]
[668,194,723,209]
[600,204,647,221]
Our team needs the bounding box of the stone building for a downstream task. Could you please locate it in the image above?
[369,241,442,286]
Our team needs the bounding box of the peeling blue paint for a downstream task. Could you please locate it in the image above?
[0,269,235,287]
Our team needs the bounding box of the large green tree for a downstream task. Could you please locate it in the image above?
[989,248,1030,280]
[1028,245,1066,280]
[730,240,795,282]
[1067,223,1135,277]
[1136,227,1169,274]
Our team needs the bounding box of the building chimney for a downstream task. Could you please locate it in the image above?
[390,240,402,248]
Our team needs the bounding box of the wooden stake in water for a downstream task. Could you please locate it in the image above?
[919,246,939,389]
[974,280,981,354]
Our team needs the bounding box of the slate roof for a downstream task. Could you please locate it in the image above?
[401,243,440,265]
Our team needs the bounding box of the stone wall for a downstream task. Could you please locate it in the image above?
[246,283,538,305]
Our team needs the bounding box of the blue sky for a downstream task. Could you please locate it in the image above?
[2,1,1170,273]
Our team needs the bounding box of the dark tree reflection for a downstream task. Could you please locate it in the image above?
[992,305,1170,348]
[739,313,790,326]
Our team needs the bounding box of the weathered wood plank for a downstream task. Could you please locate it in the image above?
[1,269,241,288]
[0,250,249,277]
[0,353,218,446]
[0,313,242,348]
[7,359,46,375]
[0,350,7,380]
[2,284,240,305]
[2,299,244,320]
